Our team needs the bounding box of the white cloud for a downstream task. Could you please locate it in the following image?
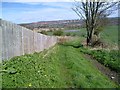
[2,1,79,23]
[2,6,79,23]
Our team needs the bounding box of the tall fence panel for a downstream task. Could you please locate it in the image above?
[1,20,58,60]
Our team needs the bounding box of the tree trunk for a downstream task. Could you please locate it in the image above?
[86,27,94,46]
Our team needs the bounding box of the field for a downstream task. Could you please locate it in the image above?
[46,25,118,45]
[101,25,118,45]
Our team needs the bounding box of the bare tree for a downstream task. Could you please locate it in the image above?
[72,0,118,46]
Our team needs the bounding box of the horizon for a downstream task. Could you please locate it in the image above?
[1,2,118,24]
[18,17,118,25]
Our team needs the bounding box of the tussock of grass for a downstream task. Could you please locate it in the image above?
[2,43,118,88]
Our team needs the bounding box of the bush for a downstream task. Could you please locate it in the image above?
[39,31,47,35]
[53,30,63,36]
[66,33,71,36]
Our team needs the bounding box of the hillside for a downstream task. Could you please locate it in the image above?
[19,19,83,30]
[19,17,118,30]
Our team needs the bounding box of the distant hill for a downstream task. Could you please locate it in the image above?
[19,17,118,30]
[107,17,119,25]
[19,19,85,30]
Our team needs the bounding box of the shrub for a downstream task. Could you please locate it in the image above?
[39,31,47,35]
[66,33,71,36]
[72,33,76,36]
[53,30,63,36]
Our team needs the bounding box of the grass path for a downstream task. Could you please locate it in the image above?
[2,44,118,88]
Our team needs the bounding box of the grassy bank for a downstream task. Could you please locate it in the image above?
[79,48,120,73]
[2,43,118,88]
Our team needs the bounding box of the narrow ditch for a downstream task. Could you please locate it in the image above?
[83,54,120,85]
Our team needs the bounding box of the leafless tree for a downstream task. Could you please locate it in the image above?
[72,0,118,46]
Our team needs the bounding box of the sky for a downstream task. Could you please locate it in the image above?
[1,1,119,24]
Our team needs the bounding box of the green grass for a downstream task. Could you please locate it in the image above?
[46,25,118,46]
[73,25,118,45]
[79,48,120,73]
[64,28,86,37]
[2,43,118,88]
[101,25,118,45]
[46,28,86,37]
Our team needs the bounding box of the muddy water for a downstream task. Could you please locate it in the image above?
[64,30,80,32]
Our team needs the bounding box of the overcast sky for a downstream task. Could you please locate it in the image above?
[1,1,118,24]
